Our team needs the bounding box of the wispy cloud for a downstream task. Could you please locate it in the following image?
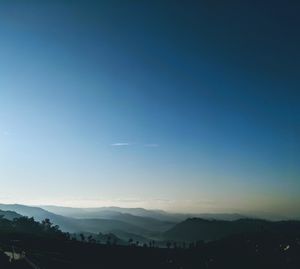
[111,142,131,146]
[110,142,159,147]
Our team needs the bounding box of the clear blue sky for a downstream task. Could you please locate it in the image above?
[0,1,299,217]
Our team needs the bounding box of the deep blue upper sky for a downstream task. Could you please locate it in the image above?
[0,1,299,217]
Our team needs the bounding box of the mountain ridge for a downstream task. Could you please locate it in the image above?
[163,217,300,242]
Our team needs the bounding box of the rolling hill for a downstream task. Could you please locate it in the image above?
[163,218,300,242]
[0,209,22,220]
[42,206,175,232]
[41,205,247,223]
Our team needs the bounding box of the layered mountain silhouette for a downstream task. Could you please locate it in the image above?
[41,205,246,222]
[1,204,299,245]
[0,204,155,241]
[0,204,179,242]
[41,205,176,232]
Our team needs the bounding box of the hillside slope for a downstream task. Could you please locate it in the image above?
[164,218,300,242]
[0,209,22,220]
[0,204,154,238]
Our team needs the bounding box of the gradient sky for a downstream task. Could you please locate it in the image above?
[0,1,299,217]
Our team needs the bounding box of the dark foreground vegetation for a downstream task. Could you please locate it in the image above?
[0,216,299,269]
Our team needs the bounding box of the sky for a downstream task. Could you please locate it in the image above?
[0,1,299,218]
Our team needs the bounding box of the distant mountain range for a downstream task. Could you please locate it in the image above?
[41,205,173,220]
[0,204,156,240]
[1,204,298,244]
[40,205,176,232]
[0,204,178,241]
[41,205,247,222]
[0,204,247,242]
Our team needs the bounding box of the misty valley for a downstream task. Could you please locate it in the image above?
[0,204,299,268]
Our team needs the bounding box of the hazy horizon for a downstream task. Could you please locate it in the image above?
[0,1,299,218]
[0,202,296,221]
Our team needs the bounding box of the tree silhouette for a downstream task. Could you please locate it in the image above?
[87,235,94,243]
[41,218,52,229]
[79,233,85,242]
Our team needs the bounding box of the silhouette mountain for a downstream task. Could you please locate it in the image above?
[164,218,300,242]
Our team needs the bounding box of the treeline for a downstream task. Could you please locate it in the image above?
[0,215,69,240]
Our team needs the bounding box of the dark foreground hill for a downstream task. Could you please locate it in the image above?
[164,218,300,242]
[0,216,299,269]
